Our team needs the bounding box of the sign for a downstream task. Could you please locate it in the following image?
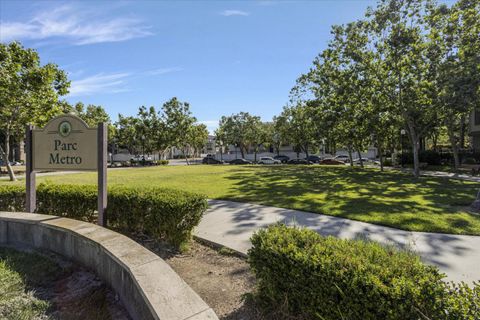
[25,114,108,226]
[32,115,98,171]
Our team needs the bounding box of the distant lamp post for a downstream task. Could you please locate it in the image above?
[400,129,406,167]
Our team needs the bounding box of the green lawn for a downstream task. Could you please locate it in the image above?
[0,247,58,319]
[2,165,480,235]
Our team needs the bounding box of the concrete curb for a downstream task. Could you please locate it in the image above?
[0,212,218,320]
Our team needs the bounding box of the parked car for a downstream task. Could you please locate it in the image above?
[0,160,22,166]
[258,157,281,165]
[320,158,346,165]
[131,155,154,165]
[202,157,224,164]
[305,155,321,163]
[288,159,313,165]
[352,157,370,165]
[229,158,252,165]
[333,155,350,163]
[273,155,290,163]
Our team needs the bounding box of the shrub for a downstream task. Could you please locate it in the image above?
[248,224,479,320]
[382,158,393,166]
[154,160,169,165]
[463,157,477,165]
[0,184,207,248]
[108,186,207,248]
[0,185,24,212]
[36,184,98,221]
[401,150,443,165]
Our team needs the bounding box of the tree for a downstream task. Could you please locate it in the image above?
[0,42,70,181]
[244,115,265,162]
[368,0,440,177]
[71,102,116,140]
[218,112,255,159]
[189,124,209,157]
[115,115,139,155]
[280,104,317,159]
[428,0,480,169]
[162,97,196,165]
[136,106,159,156]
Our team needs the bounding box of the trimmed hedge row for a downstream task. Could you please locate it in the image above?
[248,224,480,320]
[0,184,207,248]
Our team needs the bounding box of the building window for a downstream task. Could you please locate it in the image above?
[475,109,480,126]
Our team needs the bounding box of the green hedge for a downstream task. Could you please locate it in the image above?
[248,224,480,320]
[0,184,207,248]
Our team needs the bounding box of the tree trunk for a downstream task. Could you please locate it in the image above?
[378,144,384,172]
[183,147,190,165]
[406,120,420,178]
[304,145,309,159]
[356,148,364,168]
[348,147,353,167]
[240,145,245,159]
[459,114,466,149]
[2,133,16,181]
[447,125,460,170]
[254,150,257,163]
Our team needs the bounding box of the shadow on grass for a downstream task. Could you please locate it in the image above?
[220,165,480,235]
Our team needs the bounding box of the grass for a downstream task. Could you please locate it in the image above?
[2,164,480,235]
[0,247,59,319]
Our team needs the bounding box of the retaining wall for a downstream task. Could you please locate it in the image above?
[0,211,218,320]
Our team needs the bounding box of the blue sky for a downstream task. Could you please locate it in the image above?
[0,0,453,132]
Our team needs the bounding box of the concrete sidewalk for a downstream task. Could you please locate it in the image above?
[194,200,480,283]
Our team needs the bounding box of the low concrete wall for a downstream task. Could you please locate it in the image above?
[0,212,218,320]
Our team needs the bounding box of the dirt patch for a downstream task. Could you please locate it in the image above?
[133,235,265,320]
[0,246,130,320]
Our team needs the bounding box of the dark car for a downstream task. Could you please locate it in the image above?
[288,159,313,165]
[229,158,252,165]
[202,157,224,164]
[305,155,321,163]
[273,155,290,163]
[320,158,346,165]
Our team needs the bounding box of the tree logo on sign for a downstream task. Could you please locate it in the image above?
[58,121,72,137]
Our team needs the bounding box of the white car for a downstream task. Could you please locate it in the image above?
[258,157,281,164]
[334,155,350,163]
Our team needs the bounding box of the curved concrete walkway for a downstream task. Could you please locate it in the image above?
[194,200,480,284]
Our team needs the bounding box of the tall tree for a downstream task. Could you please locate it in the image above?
[0,42,70,181]
[244,115,265,162]
[369,0,439,177]
[189,124,209,157]
[162,97,196,164]
[218,112,255,159]
[115,115,139,155]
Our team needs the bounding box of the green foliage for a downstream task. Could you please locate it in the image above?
[0,42,70,181]
[0,183,207,248]
[401,150,443,165]
[0,247,58,319]
[248,224,480,320]
[107,185,207,248]
[0,185,24,211]
[154,159,169,165]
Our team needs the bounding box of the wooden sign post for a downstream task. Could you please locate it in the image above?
[25,115,108,226]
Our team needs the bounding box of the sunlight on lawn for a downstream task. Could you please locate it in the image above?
[1,165,480,235]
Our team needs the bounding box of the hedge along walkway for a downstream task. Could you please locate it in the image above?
[194,200,480,284]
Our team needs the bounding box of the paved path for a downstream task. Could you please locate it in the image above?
[194,200,480,283]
